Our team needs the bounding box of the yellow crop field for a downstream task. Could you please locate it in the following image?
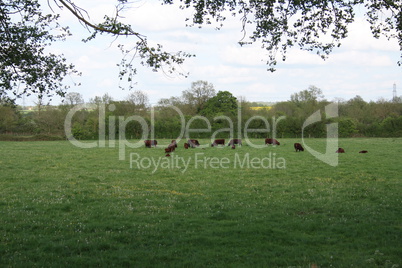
[249,106,272,111]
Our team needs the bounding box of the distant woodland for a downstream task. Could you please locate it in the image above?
[1,83,401,140]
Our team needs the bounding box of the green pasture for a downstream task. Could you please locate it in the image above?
[0,138,401,267]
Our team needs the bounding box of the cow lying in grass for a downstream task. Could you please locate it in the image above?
[228,139,242,146]
[336,148,345,153]
[144,140,157,148]
[265,138,280,145]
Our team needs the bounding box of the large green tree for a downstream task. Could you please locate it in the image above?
[201,91,238,117]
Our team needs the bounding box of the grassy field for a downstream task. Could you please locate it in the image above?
[0,138,401,267]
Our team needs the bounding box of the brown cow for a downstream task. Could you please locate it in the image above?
[144,140,157,148]
[336,148,345,153]
[184,143,189,149]
[165,154,171,157]
[211,139,225,147]
[171,140,178,148]
[265,138,280,145]
[164,143,176,153]
[294,143,304,152]
[188,139,200,148]
[359,150,368,153]
[165,147,174,153]
[228,139,242,146]
[231,145,236,149]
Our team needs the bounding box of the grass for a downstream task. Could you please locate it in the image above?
[0,138,401,267]
[0,134,64,141]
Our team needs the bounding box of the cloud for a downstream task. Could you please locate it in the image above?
[22,0,400,107]
[96,78,115,88]
[220,44,268,66]
[122,1,193,32]
[328,51,394,66]
[342,18,400,51]
[285,50,327,65]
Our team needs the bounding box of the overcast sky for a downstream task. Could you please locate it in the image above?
[20,0,402,106]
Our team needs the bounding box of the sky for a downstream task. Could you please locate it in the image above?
[20,0,402,106]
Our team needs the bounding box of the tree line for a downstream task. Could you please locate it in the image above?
[1,82,401,140]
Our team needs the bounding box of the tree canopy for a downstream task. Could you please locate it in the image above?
[290,85,325,104]
[1,0,401,100]
[0,0,78,99]
[201,91,238,116]
[174,0,401,70]
[182,81,216,113]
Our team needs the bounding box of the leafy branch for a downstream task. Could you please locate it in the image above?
[55,0,194,89]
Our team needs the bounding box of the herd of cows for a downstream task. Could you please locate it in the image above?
[143,138,369,157]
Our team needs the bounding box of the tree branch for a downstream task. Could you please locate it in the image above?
[56,0,145,40]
